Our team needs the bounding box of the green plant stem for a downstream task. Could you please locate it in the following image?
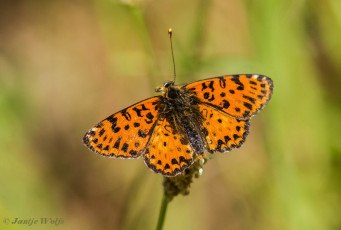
[155,193,170,230]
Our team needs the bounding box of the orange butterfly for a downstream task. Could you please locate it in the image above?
[83,74,273,176]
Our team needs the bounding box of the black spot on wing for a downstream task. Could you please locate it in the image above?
[99,129,105,137]
[204,92,210,99]
[224,135,231,143]
[146,112,154,120]
[243,110,250,117]
[132,104,149,117]
[243,95,256,104]
[257,95,264,100]
[132,108,143,117]
[129,150,138,156]
[171,158,179,165]
[222,100,230,109]
[216,139,224,151]
[113,137,122,149]
[180,137,189,145]
[230,75,244,90]
[243,102,253,110]
[138,130,147,138]
[179,156,191,165]
[208,81,214,92]
[219,77,226,88]
[145,112,154,124]
[113,127,121,133]
[121,143,128,152]
[202,82,207,91]
[202,127,209,136]
[107,116,117,126]
[121,109,132,121]
[208,94,215,102]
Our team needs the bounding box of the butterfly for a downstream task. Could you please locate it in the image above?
[83,74,273,176]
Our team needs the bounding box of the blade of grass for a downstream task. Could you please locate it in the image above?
[155,193,170,230]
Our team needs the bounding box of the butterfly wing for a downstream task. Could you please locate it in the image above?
[144,115,194,176]
[198,103,249,152]
[83,96,161,158]
[183,74,273,119]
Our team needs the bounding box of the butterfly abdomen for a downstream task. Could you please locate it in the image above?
[177,116,205,155]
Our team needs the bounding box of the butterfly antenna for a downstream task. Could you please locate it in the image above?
[168,28,176,83]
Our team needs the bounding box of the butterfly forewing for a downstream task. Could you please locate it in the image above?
[184,74,273,119]
[83,96,161,158]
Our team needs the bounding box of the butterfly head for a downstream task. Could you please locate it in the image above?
[155,80,175,93]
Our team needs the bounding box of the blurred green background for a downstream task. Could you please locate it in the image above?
[1,0,341,229]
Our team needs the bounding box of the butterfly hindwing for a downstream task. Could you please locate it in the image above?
[144,115,194,176]
[198,104,249,152]
[183,74,273,119]
[83,96,161,158]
